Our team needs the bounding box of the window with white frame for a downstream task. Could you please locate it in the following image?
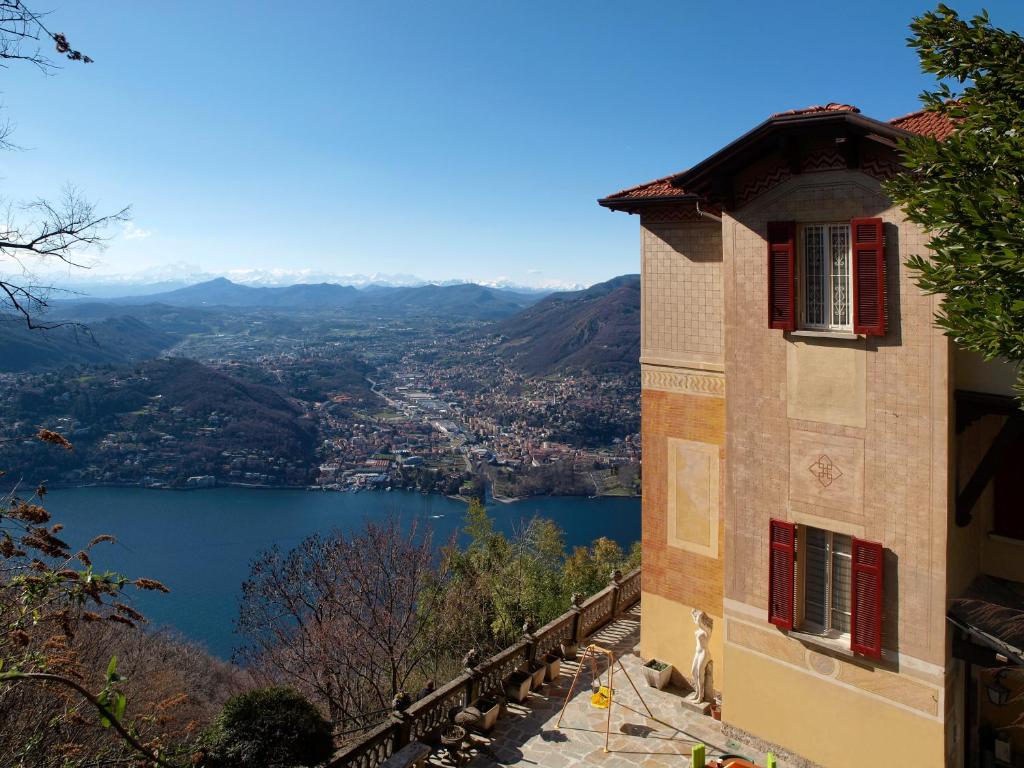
[801,223,852,331]
[800,526,852,636]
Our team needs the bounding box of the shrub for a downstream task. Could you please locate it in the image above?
[201,687,334,768]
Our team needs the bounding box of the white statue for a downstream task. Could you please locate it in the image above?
[687,609,714,704]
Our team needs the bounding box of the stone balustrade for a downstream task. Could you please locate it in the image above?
[328,566,641,768]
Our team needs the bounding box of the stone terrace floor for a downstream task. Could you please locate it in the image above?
[432,605,793,768]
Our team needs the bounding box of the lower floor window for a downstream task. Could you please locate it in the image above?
[769,518,884,658]
[801,526,851,636]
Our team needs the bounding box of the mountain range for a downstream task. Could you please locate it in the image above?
[70,277,542,319]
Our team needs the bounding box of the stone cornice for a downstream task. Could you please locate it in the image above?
[641,363,725,398]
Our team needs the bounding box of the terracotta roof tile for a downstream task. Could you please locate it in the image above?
[889,108,957,140]
[601,172,690,202]
[771,103,860,118]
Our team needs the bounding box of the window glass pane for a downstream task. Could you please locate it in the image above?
[831,533,852,634]
[804,527,828,628]
[803,226,827,327]
[829,225,851,328]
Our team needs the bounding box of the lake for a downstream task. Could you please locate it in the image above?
[45,487,641,658]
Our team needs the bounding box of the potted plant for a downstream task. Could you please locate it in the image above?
[642,658,673,690]
[543,652,561,682]
[505,670,532,703]
[528,660,547,690]
[474,697,501,731]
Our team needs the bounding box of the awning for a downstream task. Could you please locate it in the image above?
[949,575,1024,667]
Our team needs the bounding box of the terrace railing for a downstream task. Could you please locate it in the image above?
[328,566,641,768]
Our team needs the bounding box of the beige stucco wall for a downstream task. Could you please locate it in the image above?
[954,346,1019,397]
[641,591,724,691]
[718,169,953,762]
[723,642,945,768]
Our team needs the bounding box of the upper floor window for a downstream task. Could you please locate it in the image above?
[801,224,851,331]
[767,217,886,336]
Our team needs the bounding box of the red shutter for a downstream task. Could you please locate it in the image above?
[851,217,886,336]
[767,221,797,330]
[850,537,884,658]
[768,519,796,630]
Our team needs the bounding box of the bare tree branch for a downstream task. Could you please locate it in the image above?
[0,188,130,328]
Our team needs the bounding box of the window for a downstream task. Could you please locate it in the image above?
[766,217,886,336]
[800,526,852,636]
[768,519,885,658]
[801,224,851,331]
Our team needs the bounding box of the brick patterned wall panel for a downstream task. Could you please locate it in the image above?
[642,388,726,613]
[640,222,723,367]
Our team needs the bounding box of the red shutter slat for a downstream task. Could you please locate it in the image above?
[767,221,797,330]
[851,217,886,336]
[768,519,796,630]
[850,537,884,658]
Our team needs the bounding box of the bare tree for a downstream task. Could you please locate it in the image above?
[236,519,452,734]
[0,1,129,329]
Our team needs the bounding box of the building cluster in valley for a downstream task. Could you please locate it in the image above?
[0,322,641,497]
[313,353,640,498]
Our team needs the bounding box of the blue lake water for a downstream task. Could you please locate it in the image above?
[45,487,641,658]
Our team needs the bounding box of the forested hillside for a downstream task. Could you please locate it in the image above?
[0,358,320,487]
[0,316,174,372]
[489,275,640,375]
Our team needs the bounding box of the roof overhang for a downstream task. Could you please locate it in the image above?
[596,192,700,214]
[950,576,1024,667]
[668,112,912,205]
[600,110,915,214]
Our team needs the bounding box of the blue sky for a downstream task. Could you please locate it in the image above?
[2,0,1022,289]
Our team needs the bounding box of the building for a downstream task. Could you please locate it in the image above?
[600,103,1023,768]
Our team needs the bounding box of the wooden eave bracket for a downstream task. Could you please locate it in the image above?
[956,410,1024,527]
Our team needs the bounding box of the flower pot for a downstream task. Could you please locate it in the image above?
[505,670,532,703]
[642,659,673,690]
[561,640,578,661]
[528,661,546,690]
[543,653,561,682]
[475,697,501,731]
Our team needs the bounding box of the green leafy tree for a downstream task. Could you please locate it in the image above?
[886,5,1024,395]
[199,687,334,768]
[439,503,640,652]
[562,537,640,599]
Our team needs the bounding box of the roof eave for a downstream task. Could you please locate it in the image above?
[666,111,914,193]
[597,193,700,213]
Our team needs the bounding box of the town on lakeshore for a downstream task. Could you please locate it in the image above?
[2,4,1024,768]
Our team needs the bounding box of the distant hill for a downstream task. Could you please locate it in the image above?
[104,277,361,309]
[347,282,541,320]
[83,277,541,319]
[489,275,640,375]
[0,316,174,373]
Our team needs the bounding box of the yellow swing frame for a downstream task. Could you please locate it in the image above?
[555,643,654,753]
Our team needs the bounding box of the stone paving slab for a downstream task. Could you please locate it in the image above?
[430,607,792,768]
